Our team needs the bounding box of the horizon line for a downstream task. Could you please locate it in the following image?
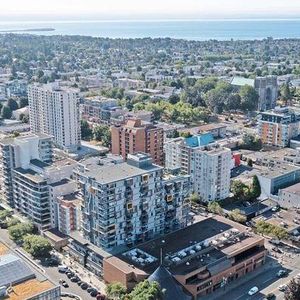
[1,17,300,25]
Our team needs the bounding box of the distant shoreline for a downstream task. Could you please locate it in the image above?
[0,28,55,33]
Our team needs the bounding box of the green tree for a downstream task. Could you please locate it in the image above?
[169,94,180,105]
[81,120,92,140]
[189,193,200,205]
[8,222,34,243]
[208,201,223,215]
[239,85,259,112]
[93,125,111,147]
[1,105,12,119]
[281,83,293,105]
[228,209,247,224]
[6,217,20,228]
[23,235,53,258]
[19,97,28,108]
[127,280,163,300]
[247,158,253,167]
[255,221,288,240]
[7,98,19,111]
[0,210,11,222]
[225,93,241,111]
[284,278,300,300]
[106,282,127,300]
[251,175,261,199]
[241,133,262,151]
[231,180,250,200]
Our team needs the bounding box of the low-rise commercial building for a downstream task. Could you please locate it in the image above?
[257,163,300,199]
[103,216,266,299]
[278,182,300,209]
[0,243,60,300]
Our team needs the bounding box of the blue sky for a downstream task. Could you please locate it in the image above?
[1,0,300,20]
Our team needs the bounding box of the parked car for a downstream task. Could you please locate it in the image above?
[77,280,83,286]
[277,270,288,278]
[81,282,89,290]
[70,276,80,283]
[89,288,98,294]
[87,287,96,293]
[59,279,69,288]
[248,286,259,296]
[272,206,279,212]
[278,284,287,292]
[0,222,8,229]
[47,258,60,266]
[67,272,75,279]
[263,293,275,300]
[90,290,99,297]
[58,265,68,273]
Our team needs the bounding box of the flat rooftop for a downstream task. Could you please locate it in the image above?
[0,133,51,145]
[0,242,59,300]
[82,161,161,184]
[258,163,300,179]
[281,182,300,195]
[178,123,226,135]
[110,216,262,276]
[13,168,46,184]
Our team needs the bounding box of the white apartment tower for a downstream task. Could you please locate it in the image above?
[164,133,232,202]
[28,82,81,151]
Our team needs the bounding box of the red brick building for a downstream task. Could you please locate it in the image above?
[103,216,266,299]
[111,118,164,166]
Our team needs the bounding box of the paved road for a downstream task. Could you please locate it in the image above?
[43,265,97,300]
[0,228,98,300]
[202,239,300,300]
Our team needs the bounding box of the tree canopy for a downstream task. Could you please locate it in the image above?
[93,125,111,147]
[207,201,223,215]
[81,120,92,140]
[8,222,34,243]
[23,234,53,258]
[255,220,288,240]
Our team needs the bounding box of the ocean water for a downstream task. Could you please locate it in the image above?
[0,19,300,40]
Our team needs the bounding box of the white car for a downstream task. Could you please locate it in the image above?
[248,286,259,295]
[278,284,287,292]
[57,265,68,273]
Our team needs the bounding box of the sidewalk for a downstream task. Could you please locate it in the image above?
[57,252,107,294]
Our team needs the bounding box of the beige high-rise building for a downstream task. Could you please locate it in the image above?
[28,82,81,151]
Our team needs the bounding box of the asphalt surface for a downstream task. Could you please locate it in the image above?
[43,264,98,300]
[0,228,98,300]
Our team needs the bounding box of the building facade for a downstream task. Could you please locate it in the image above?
[77,153,190,251]
[0,134,52,208]
[28,82,81,151]
[57,192,81,235]
[258,107,300,147]
[231,76,278,111]
[257,163,300,199]
[164,134,232,202]
[103,216,266,299]
[111,118,164,166]
[278,182,300,209]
